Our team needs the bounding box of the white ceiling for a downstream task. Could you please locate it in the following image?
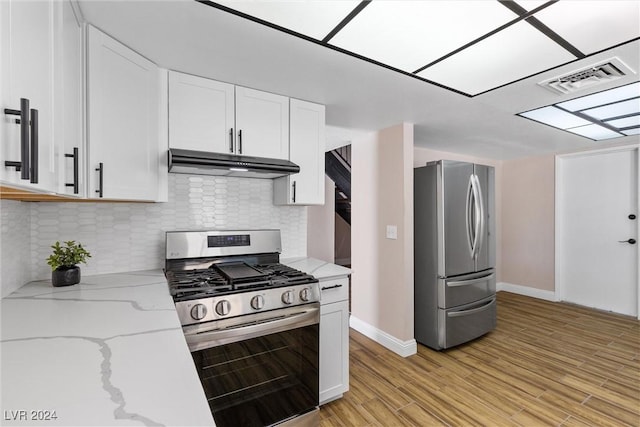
[77,0,640,160]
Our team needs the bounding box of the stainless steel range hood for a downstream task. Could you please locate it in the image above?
[168,148,300,179]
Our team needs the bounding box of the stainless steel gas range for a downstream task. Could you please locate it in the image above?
[164,230,320,427]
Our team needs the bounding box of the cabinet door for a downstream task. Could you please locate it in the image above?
[274,99,325,205]
[320,300,349,404]
[168,71,235,154]
[54,0,83,197]
[235,86,289,160]
[1,0,57,191]
[87,25,161,201]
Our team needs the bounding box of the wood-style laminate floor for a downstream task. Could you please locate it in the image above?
[319,291,640,426]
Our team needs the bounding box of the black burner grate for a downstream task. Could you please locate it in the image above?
[166,263,317,302]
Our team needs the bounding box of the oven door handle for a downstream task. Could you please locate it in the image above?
[185,305,319,352]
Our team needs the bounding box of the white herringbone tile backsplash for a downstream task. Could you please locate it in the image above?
[1,200,32,297]
[2,174,307,286]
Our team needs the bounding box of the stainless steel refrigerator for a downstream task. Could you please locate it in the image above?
[414,160,496,350]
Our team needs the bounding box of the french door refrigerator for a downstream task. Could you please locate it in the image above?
[414,160,496,350]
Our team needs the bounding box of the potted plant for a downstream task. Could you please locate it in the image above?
[46,241,91,287]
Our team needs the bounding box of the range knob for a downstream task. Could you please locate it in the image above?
[299,287,311,302]
[251,295,265,310]
[190,304,207,320]
[215,300,231,316]
[281,290,294,305]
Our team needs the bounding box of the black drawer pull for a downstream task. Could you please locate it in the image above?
[29,108,38,184]
[65,147,79,194]
[95,163,104,198]
[321,284,343,291]
[4,98,30,180]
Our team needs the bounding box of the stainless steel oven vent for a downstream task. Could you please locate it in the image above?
[538,57,635,94]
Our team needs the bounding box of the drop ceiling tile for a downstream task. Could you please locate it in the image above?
[214,0,360,40]
[519,106,592,129]
[582,98,640,120]
[532,1,640,54]
[566,123,622,140]
[557,82,640,112]
[607,115,640,129]
[622,128,640,136]
[417,20,575,96]
[329,0,517,73]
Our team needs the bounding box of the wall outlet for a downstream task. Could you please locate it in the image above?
[386,225,397,240]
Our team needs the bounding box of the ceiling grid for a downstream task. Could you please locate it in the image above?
[203,0,639,98]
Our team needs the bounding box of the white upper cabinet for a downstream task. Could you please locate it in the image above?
[274,99,325,205]
[1,0,57,191]
[235,86,289,160]
[54,0,83,197]
[169,71,235,154]
[168,71,289,160]
[87,25,163,201]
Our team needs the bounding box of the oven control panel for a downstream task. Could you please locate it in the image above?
[175,283,320,326]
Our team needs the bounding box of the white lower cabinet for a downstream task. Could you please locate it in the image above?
[86,25,165,201]
[319,277,349,404]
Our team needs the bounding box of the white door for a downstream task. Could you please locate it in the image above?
[556,147,639,317]
[235,86,289,160]
[87,25,161,201]
[168,71,235,154]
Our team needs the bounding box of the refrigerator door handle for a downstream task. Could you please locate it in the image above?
[465,175,475,258]
[472,174,485,259]
[469,174,482,259]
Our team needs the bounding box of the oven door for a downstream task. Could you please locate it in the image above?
[183,303,319,427]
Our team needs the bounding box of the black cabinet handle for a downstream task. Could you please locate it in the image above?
[292,181,296,203]
[629,214,637,220]
[95,162,103,198]
[321,284,343,291]
[29,108,38,184]
[229,128,234,153]
[238,129,243,154]
[65,147,79,194]
[4,98,30,180]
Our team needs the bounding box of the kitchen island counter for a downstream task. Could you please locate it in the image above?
[0,270,214,426]
[281,257,351,280]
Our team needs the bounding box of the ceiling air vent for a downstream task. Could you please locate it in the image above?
[538,57,635,95]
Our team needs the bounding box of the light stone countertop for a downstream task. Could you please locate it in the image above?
[281,257,351,280]
[0,270,215,427]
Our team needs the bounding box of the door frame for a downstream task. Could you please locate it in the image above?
[555,144,640,319]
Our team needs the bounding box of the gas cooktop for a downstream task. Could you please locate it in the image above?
[166,262,318,302]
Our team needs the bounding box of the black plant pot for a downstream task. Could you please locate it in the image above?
[52,266,81,287]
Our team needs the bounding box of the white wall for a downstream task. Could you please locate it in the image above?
[351,123,414,347]
[307,175,335,263]
[501,154,555,292]
[1,174,308,295]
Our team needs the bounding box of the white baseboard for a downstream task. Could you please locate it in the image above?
[497,282,557,302]
[349,315,417,358]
